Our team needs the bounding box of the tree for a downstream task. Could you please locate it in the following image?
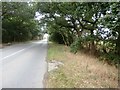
[37,2,120,65]
[101,2,120,55]
[2,2,41,43]
[37,2,109,51]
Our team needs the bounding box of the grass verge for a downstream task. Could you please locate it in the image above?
[46,42,118,88]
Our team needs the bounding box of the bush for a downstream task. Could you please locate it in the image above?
[70,38,83,54]
[49,32,64,44]
[99,52,119,67]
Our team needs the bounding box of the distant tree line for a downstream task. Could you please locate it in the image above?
[37,2,120,66]
[2,2,42,43]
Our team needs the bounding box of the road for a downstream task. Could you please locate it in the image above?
[1,39,48,88]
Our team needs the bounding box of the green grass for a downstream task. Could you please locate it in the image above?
[47,42,67,62]
[46,42,118,88]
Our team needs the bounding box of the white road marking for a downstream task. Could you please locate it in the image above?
[1,40,44,60]
[1,49,25,60]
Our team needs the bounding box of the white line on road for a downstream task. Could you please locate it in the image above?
[1,49,25,60]
[1,40,44,60]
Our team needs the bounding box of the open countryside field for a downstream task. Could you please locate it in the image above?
[46,42,118,88]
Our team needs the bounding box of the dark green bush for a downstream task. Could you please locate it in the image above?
[70,38,83,54]
[99,52,119,67]
[49,32,64,44]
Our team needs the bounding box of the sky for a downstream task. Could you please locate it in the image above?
[35,12,44,20]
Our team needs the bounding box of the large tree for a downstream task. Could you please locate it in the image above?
[37,2,109,51]
[101,2,120,55]
[2,2,41,43]
[37,2,120,65]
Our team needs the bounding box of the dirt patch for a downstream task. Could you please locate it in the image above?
[48,60,64,72]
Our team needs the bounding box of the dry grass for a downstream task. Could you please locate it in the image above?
[46,42,118,88]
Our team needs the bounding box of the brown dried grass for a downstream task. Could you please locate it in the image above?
[47,43,118,88]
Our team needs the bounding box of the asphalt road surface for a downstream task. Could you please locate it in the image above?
[1,39,48,88]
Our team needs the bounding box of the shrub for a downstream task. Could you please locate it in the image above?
[99,52,119,67]
[70,38,83,54]
[49,32,64,44]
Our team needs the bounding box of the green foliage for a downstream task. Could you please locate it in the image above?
[2,2,41,43]
[100,52,119,67]
[37,2,120,66]
[49,32,64,44]
[70,38,83,54]
[100,2,120,55]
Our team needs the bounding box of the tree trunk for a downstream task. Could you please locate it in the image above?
[60,33,67,45]
[90,29,96,54]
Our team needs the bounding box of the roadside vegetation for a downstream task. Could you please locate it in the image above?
[47,42,118,88]
[36,2,120,88]
[37,2,120,66]
[2,2,43,44]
